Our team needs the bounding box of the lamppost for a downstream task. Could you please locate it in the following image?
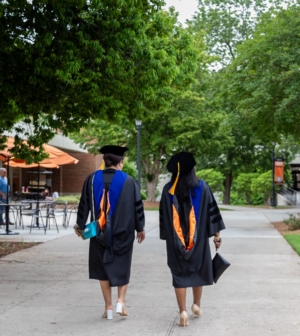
[135,120,142,188]
[270,142,276,207]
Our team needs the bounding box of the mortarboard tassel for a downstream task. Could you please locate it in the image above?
[99,160,105,170]
[169,162,180,195]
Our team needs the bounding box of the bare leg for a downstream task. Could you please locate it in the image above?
[174,288,187,313]
[100,281,112,310]
[192,286,203,307]
[117,284,128,303]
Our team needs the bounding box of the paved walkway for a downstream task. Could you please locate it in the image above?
[0,208,300,335]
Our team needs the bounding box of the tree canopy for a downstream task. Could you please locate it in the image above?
[2,0,300,206]
[191,0,283,67]
[187,0,300,204]
[70,27,222,201]
[228,5,300,142]
[0,0,191,162]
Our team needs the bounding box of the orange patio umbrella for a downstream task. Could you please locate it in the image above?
[0,137,78,168]
[0,137,80,231]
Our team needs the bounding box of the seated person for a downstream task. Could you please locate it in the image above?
[45,191,59,201]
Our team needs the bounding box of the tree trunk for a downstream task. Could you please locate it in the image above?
[146,173,159,202]
[142,155,162,202]
[223,171,233,205]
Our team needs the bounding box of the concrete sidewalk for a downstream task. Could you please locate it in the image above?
[0,209,300,335]
[0,211,77,243]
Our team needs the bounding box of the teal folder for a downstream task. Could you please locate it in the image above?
[83,221,97,239]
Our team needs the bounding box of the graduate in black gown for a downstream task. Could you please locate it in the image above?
[74,146,145,320]
[159,152,225,327]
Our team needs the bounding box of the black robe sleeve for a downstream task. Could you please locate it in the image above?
[206,185,225,237]
[159,185,168,240]
[76,174,93,230]
[134,180,145,232]
[159,204,165,240]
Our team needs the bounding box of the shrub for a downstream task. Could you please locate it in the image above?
[230,191,247,206]
[196,169,224,193]
[251,170,272,206]
[251,193,264,206]
[56,195,81,204]
[234,173,260,205]
[122,160,138,180]
[284,214,300,231]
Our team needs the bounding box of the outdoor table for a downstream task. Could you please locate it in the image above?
[0,203,30,235]
[20,192,46,200]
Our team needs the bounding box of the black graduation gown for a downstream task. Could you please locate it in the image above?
[159,180,225,288]
[76,169,145,286]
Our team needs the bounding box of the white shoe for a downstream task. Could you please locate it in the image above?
[102,309,113,320]
[116,301,128,316]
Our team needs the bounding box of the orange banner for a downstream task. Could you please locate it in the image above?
[274,160,284,184]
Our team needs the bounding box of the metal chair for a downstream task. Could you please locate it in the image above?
[65,203,79,228]
[19,201,35,230]
[45,201,68,232]
[19,201,47,233]
[8,204,21,228]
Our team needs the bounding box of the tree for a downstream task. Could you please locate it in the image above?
[191,69,270,204]
[70,24,225,201]
[188,0,294,204]
[191,0,283,67]
[0,0,192,162]
[228,5,300,141]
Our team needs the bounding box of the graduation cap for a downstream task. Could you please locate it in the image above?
[99,145,129,156]
[99,145,129,170]
[167,152,196,195]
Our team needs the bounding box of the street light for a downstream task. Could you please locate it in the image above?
[135,120,142,188]
[270,142,276,207]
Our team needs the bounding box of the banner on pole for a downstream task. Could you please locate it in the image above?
[274,159,284,185]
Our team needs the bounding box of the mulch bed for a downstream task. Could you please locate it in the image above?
[272,221,300,236]
[143,201,159,209]
[0,242,40,259]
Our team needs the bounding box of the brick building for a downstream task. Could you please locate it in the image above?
[1,132,102,196]
[20,150,102,196]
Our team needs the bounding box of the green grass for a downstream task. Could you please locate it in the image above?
[56,195,80,204]
[284,234,300,256]
[145,207,234,211]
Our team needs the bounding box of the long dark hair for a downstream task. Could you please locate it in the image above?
[170,168,199,200]
[103,153,123,167]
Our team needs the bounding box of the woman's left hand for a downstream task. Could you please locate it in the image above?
[73,224,84,239]
[136,230,146,244]
[213,236,222,250]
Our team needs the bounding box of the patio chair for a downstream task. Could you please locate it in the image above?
[65,203,79,228]
[45,200,68,233]
[7,204,21,228]
[19,201,35,230]
[19,201,47,233]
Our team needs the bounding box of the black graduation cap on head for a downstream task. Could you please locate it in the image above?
[167,152,197,195]
[99,145,129,170]
[167,152,196,175]
[99,145,129,156]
